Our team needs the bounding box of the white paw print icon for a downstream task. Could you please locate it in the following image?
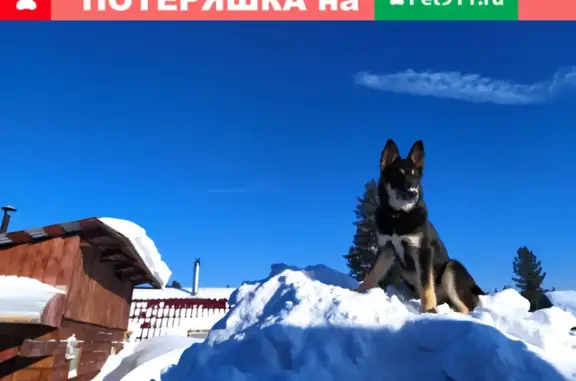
[16,0,37,10]
[390,0,404,4]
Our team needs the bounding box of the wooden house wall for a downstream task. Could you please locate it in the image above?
[0,236,79,291]
[1,320,124,381]
[0,235,133,330]
[64,243,132,330]
[0,235,135,380]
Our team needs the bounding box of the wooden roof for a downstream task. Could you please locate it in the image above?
[0,218,162,288]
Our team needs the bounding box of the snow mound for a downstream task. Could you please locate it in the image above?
[228,263,359,306]
[546,290,576,318]
[95,335,203,381]
[163,265,576,381]
[0,276,65,322]
[98,217,171,287]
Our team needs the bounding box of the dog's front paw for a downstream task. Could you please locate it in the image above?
[355,283,370,293]
[422,307,438,314]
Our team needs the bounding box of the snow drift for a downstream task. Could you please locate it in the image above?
[163,264,576,381]
[95,335,202,381]
[0,276,65,323]
[547,290,576,318]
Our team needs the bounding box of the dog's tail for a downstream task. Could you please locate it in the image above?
[448,259,486,296]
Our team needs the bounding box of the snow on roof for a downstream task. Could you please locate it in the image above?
[160,264,576,381]
[132,287,235,301]
[181,287,236,300]
[0,276,65,323]
[546,290,576,317]
[98,218,171,288]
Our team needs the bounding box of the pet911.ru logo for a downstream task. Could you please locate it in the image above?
[389,0,503,6]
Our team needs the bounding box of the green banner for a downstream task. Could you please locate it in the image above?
[375,0,518,20]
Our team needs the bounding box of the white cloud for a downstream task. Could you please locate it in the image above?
[354,67,576,105]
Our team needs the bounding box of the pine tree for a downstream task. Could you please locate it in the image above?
[512,246,547,311]
[343,180,402,289]
[344,180,378,281]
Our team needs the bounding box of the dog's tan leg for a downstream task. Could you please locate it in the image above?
[440,262,470,314]
[356,247,395,293]
[415,247,437,313]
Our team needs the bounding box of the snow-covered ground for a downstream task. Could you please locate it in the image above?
[94,335,204,381]
[158,264,576,381]
[98,264,576,381]
[547,291,576,319]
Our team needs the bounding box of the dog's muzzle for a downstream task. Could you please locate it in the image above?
[402,187,419,200]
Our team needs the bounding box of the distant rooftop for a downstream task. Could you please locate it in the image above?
[132,286,235,301]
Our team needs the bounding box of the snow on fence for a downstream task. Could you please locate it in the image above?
[128,298,230,341]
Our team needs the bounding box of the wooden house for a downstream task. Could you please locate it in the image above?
[0,215,170,381]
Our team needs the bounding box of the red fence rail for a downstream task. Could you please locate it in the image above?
[128,298,230,341]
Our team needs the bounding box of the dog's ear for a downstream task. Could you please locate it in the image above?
[380,139,400,171]
[408,140,425,169]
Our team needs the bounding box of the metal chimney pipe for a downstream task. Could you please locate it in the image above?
[192,258,201,296]
[0,206,16,234]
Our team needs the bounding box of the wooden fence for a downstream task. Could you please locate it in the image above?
[128,298,230,341]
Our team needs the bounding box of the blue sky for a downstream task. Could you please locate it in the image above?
[1,22,575,291]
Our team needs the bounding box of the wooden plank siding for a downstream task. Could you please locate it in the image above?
[0,236,130,380]
[0,236,132,331]
[46,320,124,381]
[0,219,161,381]
[64,244,132,330]
[0,320,125,381]
[0,237,79,289]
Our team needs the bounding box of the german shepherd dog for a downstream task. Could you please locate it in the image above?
[356,139,485,314]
